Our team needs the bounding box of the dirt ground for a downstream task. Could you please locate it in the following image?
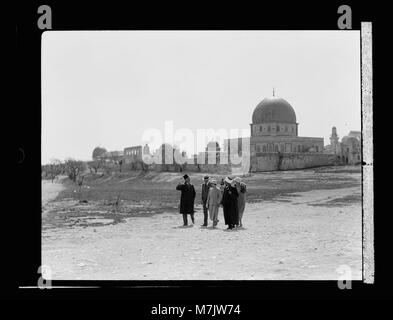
[42,177,66,206]
[42,166,362,280]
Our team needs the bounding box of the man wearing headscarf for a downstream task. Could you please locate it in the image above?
[220,177,239,230]
[176,174,196,226]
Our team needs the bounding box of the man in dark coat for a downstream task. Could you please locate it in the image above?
[220,177,239,230]
[201,176,210,227]
[176,174,196,226]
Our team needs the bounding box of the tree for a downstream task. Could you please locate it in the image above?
[101,160,114,175]
[87,159,103,173]
[46,159,62,182]
[65,159,86,183]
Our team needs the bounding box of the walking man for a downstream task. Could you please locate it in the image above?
[176,174,196,226]
[201,175,210,227]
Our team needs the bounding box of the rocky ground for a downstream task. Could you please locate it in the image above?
[42,166,362,280]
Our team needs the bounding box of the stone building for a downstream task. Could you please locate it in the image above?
[123,145,142,164]
[123,144,151,169]
[197,141,228,164]
[103,150,124,162]
[248,95,324,153]
[341,136,361,164]
[225,95,324,154]
[325,127,361,165]
[92,146,124,162]
[223,94,326,172]
[92,146,107,161]
[348,130,361,140]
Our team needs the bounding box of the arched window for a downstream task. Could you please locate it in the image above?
[263,146,267,152]
[298,145,301,152]
[256,145,261,152]
[285,126,288,132]
[277,125,280,132]
[259,126,262,132]
[274,145,279,152]
[268,126,271,132]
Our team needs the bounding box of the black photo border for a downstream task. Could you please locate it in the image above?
[13,1,387,302]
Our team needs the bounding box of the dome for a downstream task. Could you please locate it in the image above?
[342,136,360,146]
[252,96,296,124]
[92,146,107,160]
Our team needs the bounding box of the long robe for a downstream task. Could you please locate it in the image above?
[176,183,196,214]
[236,183,247,220]
[221,185,239,225]
[207,186,222,221]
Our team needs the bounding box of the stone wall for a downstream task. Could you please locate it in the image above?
[250,152,340,172]
[151,163,231,174]
[125,153,340,173]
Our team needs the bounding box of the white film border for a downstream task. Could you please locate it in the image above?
[361,22,374,284]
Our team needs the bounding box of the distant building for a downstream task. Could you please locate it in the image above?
[92,146,123,162]
[196,141,227,164]
[224,94,324,161]
[348,130,361,141]
[104,150,124,162]
[325,127,361,164]
[124,144,152,165]
[92,146,107,160]
[124,145,142,164]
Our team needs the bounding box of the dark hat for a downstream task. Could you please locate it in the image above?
[183,174,189,180]
[203,176,209,180]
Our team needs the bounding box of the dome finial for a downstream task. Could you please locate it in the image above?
[272,87,275,97]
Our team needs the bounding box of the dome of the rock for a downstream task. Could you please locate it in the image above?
[252,96,297,124]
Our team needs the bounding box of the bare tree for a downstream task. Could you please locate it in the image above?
[87,159,103,173]
[47,159,62,182]
[102,160,114,175]
[65,159,86,183]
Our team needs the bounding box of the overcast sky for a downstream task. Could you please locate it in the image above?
[42,30,360,164]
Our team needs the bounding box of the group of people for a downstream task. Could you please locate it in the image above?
[176,174,247,230]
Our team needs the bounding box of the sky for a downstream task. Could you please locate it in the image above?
[42,30,361,164]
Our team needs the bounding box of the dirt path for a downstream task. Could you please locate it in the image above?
[42,185,361,280]
[42,177,66,215]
